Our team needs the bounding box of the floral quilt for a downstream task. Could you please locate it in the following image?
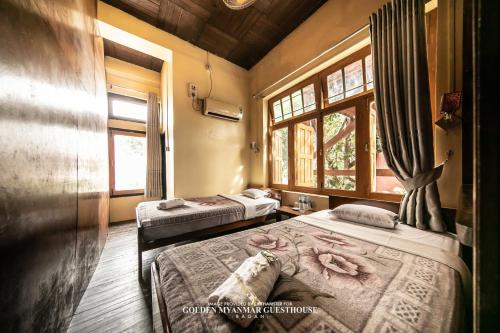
[156,219,463,333]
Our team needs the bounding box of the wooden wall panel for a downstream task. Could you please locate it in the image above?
[0,0,109,331]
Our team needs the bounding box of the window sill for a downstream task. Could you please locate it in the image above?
[111,191,145,198]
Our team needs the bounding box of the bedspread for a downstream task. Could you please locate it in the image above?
[156,218,466,333]
[137,196,244,241]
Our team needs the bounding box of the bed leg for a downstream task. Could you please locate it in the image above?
[138,233,144,284]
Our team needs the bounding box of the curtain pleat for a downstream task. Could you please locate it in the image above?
[146,92,162,198]
[370,0,446,231]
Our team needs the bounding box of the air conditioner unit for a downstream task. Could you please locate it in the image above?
[203,98,243,122]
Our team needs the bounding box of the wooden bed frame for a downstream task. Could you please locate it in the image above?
[137,189,282,283]
[150,194,458,332]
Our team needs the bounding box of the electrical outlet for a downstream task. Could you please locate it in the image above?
[187,83,197,99]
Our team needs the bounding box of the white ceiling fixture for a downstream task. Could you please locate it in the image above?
[222,0,257,10]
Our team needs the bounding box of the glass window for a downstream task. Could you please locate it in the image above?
[369,101,405,194]
[327,70,344,103]
[109,95,147,122]
[281,96,292,120]
[323,107,356,190]
[295,119,317,188]
[291,90,303,116]
[112,132,146,193]
[302,84,316,112]
[272,127,289,184]
[273,100,283,122]
[365,54,373,90]
[344,60,364,98]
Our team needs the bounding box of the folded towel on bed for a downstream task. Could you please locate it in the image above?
[157,198,185,210]
[208,251,281,327]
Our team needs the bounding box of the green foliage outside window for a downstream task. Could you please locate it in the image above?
[323,112,356,190]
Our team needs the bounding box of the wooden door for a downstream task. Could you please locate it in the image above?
[272,131,283,183]
[295,122,315,186]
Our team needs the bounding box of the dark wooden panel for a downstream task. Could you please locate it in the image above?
[472,0,500,329]
[0,0,109,331]
[102,0,327,69]
[104,38,164,72]
[197,24,239,58]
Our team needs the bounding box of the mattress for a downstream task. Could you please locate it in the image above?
[155,211,469,333]
[137,195,279,241]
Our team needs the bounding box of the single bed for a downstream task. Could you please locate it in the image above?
[137,189,281,282]
[151,195,470,333]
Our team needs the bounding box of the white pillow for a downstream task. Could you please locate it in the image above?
[241,188,268,199]
[329,204,399,229]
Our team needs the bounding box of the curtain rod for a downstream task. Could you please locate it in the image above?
[252,24,370,99]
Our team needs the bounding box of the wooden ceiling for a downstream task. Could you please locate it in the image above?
[103,38,164,72]
[101,0,327,69]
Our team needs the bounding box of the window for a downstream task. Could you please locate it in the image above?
[272,127,288,185]
[268,45,413,201]
[270,79,319,124]
[368,101,405,194]
[323,107,356,191]
[344,60,364,97]
[365,54,373,90]
[108,93,147,122]
[326,70,344,103]
[321,47,373,107]
[294,119,317,188]
[109,130,146,196]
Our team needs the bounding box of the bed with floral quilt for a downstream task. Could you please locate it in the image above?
[152,210,470,333]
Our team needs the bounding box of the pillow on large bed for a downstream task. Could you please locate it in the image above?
[329,204,399,229]
[242,188,269,199]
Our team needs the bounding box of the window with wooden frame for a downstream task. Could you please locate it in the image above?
[368,98,405,195]
[268,45,404,201]
[320,47,373,108]
[109,129,146,196]
[270,77,321,124]
[108,93,147,123]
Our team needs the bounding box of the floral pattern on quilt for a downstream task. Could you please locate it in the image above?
[156,220,463,333]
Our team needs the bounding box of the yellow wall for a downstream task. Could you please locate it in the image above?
[99,1,251,202]
[249,0,463,209]
[105,56,157,223]
[105,56,160,97]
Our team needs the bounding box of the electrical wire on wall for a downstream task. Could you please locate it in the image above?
[191,51,213,112]
[206,51,213,99]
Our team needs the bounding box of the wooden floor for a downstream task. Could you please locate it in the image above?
[68,218,275,332]
[68,221,166,333]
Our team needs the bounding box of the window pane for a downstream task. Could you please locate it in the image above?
[273,100,283,122]
[272,128,288,184]
[111,98,147,122]
[281,96,292,120]
[114,134,146,191]
[365,54,373,90]
[291,90,303,116]
[344,60,364,97]
[369,101,405,194]
[323,107,356,190]
[327,70,344,103]
[294,119,317,188]
[302,84,316,112]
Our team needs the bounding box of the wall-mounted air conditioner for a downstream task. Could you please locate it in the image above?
[203,98,243,122]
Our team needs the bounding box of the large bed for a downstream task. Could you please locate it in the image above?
[137,189,281,282]
[151,196,470,333]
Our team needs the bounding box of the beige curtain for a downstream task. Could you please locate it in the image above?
[370,0,446,231]
[145,92,162,198]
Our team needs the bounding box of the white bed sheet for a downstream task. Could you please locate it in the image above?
[219,194,280,220]
[305,210,460,256]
